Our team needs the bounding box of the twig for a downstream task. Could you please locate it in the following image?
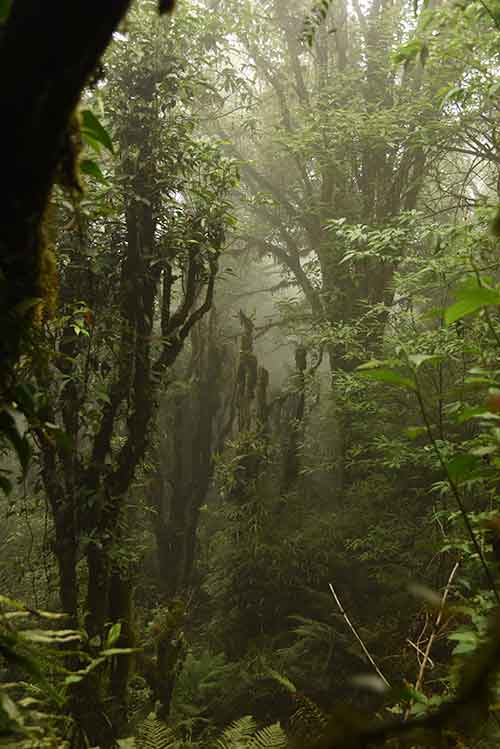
[406,639,434,668]
[404,561,460,719]
[415,561,460,693]
[328,582,391,688]
[321,609,500,748]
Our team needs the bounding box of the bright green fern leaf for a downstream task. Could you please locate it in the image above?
[135,715,177,749]
[267,669,297,694]
[216,715,257,749]
[248,722,288,749]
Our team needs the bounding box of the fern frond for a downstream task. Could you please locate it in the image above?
[267,669,297,694]
[248,722,288,749]
[136,714,176,749]
[216,715,256,749]
[289,694,327,745]
[290,615,336,647]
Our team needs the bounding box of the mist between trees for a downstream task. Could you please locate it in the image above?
[2,0,500,747]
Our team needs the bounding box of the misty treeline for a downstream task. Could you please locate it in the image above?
[2,0,500,747]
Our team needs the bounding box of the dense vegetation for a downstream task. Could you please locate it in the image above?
[2,0,500,747]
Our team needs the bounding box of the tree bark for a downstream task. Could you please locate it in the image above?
[0,1,132,391]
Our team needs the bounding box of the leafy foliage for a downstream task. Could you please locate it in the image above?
[5,0,500,747]
[216,716,287,749]
[136,715,177,749]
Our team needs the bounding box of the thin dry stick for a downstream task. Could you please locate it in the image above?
[414,560,460,693]
[404,560,460,720]
[406,639,435,669]
[328,582,391,688]
[416,611,430,661]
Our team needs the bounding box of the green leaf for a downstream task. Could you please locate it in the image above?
[18,629,81,644]
[65,656,107,683]
[471,445,497,457]
[452,641,478,655]
[440,86,465,107]
[81,110,114,154]
[106,622,122,648]
[357,367,416,391]
[0,690,22,726]
[80,159,107,184]
[0,595,68,621]
[392,38,423,64]
[357,358,398,370]
[64,674,84,685]
[448,630,478,655]
[446,454,481,483]
[267,669,297,694]
[397,685,428,704]
[0,594,32,611]
[407,354,443,370]
[457,406,489,423]
[99,647,137,656]
[444,287,500,325]
[405,426,427,440]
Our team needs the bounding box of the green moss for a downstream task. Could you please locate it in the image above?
[35,227,58,324]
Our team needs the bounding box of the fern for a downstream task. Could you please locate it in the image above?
[248,723,287,749]
[289,694,327,746]
[135,714,177,749]
[217,715,257,749]
[267,669,297,695]
[217,716,287,749]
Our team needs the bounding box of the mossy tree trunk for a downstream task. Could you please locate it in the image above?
[0,1,132,394]
[36,60,225,744]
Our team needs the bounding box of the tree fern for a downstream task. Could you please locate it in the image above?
[135,715,177,749]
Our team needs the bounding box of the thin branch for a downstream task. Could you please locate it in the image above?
[328,582,391,688]
[406,639,435,668]
[415,561,460,692]
[404,561,460,720]
[322,609,500,747]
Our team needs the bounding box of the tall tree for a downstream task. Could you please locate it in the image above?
[34,5,236,743]
[211,0,446,489]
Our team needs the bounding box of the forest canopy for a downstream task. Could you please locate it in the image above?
[2,0,500,748]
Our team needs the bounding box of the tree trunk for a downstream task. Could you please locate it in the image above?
[0,1,132,391]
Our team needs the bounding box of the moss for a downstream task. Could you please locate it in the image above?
[34,109,84,325]
[56,109,84,195]
[34,229,58,325]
